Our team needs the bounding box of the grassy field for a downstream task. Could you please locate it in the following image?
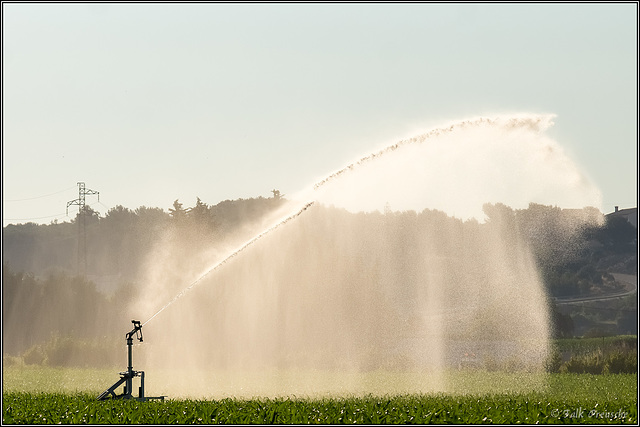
[2,367,637,424]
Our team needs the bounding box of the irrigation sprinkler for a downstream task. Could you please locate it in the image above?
[97,320,165,401]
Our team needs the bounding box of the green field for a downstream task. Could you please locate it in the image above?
[2,367,637,424]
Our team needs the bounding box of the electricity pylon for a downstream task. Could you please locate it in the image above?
[67,182,99,276]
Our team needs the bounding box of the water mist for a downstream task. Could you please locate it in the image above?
[134,113,602,398]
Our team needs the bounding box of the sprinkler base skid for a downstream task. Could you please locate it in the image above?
[97,370,165,402]
[97,320,166,402]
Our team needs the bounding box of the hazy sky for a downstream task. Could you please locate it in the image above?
[3,3,637,225]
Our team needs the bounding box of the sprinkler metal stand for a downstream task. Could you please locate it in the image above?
[97,320,165,401]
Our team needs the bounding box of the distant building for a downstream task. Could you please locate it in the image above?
[606,206,638,229]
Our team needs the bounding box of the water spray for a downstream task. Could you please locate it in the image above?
[96,202,315,401]
[141,200,316,327]
[111,112,590,395]
[97,320,165,401]
[311,114,555,191]
[140,115,557,329]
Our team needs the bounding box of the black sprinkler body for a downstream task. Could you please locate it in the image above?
[97,320,165,401]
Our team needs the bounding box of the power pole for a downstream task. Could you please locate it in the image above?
[67,182,100,276]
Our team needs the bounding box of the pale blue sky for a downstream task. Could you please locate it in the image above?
[3,3,637,225]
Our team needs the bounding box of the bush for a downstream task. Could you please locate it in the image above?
[563,350,606,374]
[561,348,637,374]
[604,350,637,374]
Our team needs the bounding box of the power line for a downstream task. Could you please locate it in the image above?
[3,186,77,202]
[3,212,69,222]
[3,200,107,225]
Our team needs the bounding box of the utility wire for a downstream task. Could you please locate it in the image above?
[3,212,69,222]
[3,186,77,202]
[3,201,107,224]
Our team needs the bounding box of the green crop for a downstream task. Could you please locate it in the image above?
[2,390,637,424]
[3,374,637,424]
[3,368,637,424]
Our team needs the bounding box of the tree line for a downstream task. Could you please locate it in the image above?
[2,195,637,364]
[2,192,287,279]
[3,193,289,360]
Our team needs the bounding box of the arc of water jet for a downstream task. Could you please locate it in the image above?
[311,114,554,191]
[142,201,315,326]
[143,113,555,326]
